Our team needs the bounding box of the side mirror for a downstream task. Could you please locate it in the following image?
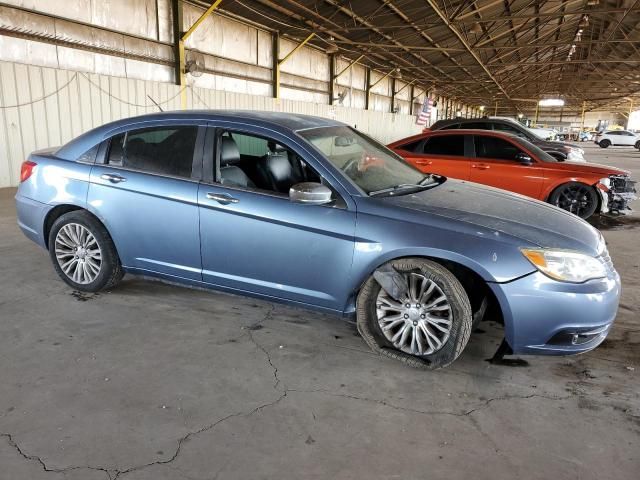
[515,152,532,164]
[289,182,333,205]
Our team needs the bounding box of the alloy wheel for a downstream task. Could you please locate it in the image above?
[54,223,102,284]
[554,185,596,217]
[376,272,453,356]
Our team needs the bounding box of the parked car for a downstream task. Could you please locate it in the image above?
[389,129,636,219]
[594,130,640,148]
[16,111,621,368]
[579,131,594,142]
[529,127,556,141]
[429,117,586,162]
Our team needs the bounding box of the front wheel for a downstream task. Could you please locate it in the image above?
[356,258,473,369]
[635,140,640,149]
[599,140,610,148]
[48,210,124,292]
[548,182,599,219]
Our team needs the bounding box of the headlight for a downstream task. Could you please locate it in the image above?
[599,177,611,188]
[521,248,607,283]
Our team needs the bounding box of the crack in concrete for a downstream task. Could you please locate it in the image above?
[1,433,113,479]
[285,388,572,418]
[0,315,573,479]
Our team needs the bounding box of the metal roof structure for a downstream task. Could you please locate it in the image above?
[219,0,640,116]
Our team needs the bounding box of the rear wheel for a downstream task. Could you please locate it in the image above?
[548,182,599,219]
[599,139,610,148]
[48,211,123,292]
[356,258,473,369]
[635,140,640,149]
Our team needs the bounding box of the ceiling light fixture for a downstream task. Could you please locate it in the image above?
[538,99,565,107]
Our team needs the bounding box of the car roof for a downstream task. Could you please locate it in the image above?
[389,128,522,147]
[56,110,345,160]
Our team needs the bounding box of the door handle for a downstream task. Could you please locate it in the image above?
[100,173,127,183]
[472,164,490,170]
[206,193,239,205]
[416,159,433,165]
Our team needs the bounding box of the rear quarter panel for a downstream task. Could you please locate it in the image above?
[16,153,91,246]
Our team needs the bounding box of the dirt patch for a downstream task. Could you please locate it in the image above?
[589,215,640,231]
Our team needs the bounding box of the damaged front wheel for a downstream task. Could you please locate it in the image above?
[357,258,473,369]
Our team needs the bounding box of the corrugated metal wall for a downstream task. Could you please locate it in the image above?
[0,60,423,187]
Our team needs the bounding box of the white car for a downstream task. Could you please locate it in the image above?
[529,127,557,141]
[594,130,640,148]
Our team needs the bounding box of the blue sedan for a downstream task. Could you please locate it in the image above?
[15,111,620,368]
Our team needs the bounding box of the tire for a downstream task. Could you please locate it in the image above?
[48,210,124,292]
[635,140,640,149]
[548,182,599,219]
[599,139,610,148]
[356,258,473,369]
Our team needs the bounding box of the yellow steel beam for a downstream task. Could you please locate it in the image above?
[182,0,222,41]
[275,33,315,99]
[278,33,315,66]
[176,0,223,109]
[370,69,394,89]
[334,54,365,80]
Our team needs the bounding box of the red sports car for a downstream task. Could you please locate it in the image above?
[389,129,636,219]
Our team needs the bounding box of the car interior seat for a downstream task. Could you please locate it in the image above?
[220,137,255,188]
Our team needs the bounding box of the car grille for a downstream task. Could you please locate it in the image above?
[610,175,636,193]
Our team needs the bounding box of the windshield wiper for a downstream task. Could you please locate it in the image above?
[369,175,436,197]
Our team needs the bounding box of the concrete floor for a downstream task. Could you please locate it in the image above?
[0,143,638,480]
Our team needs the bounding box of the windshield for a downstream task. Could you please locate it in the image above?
[299,126,428,194]
[511,136,557,162]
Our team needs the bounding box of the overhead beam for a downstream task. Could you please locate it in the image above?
[182,0,223,41]
[424,0,512,101]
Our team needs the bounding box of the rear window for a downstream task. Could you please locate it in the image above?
[422,135,465,156]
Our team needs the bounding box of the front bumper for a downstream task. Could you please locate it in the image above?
[601,176,637,215]
[489,269,620,355]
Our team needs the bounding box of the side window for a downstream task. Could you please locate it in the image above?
[493,122,526,138]
[474,135,524,161]
[440,123,460,130]
[107,126,198,179]
[216,131,324,197]
[76,144,99,163]
[396,139,424,153]
[463,122,490,130]
[422,135,465,156]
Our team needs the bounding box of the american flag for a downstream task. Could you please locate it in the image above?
[416,98,432,125]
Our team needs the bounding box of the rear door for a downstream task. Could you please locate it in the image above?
[398,134,472,180]
[88,122,205,280]
[469,134,543,199]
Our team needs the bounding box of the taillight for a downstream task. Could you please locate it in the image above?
[20,161,37,183]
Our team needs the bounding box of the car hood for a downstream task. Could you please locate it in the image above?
[535,139,577,150]
[546,161,629,176]
[380,179,602,255]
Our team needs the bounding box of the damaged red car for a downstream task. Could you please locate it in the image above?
[389,129,636,219]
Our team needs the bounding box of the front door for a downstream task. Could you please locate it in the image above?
[88,124,204,281]
[469,134,543,199]
[403,134,472,180]
[197,126,356,311]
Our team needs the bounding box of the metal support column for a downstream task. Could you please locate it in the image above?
[364,67,371,110]
[175,0,223,109]
[580,101,586,131]
[329,53,335,105]
[409,84,415,115]
[390,77,396,113]
[272,32,279,99]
